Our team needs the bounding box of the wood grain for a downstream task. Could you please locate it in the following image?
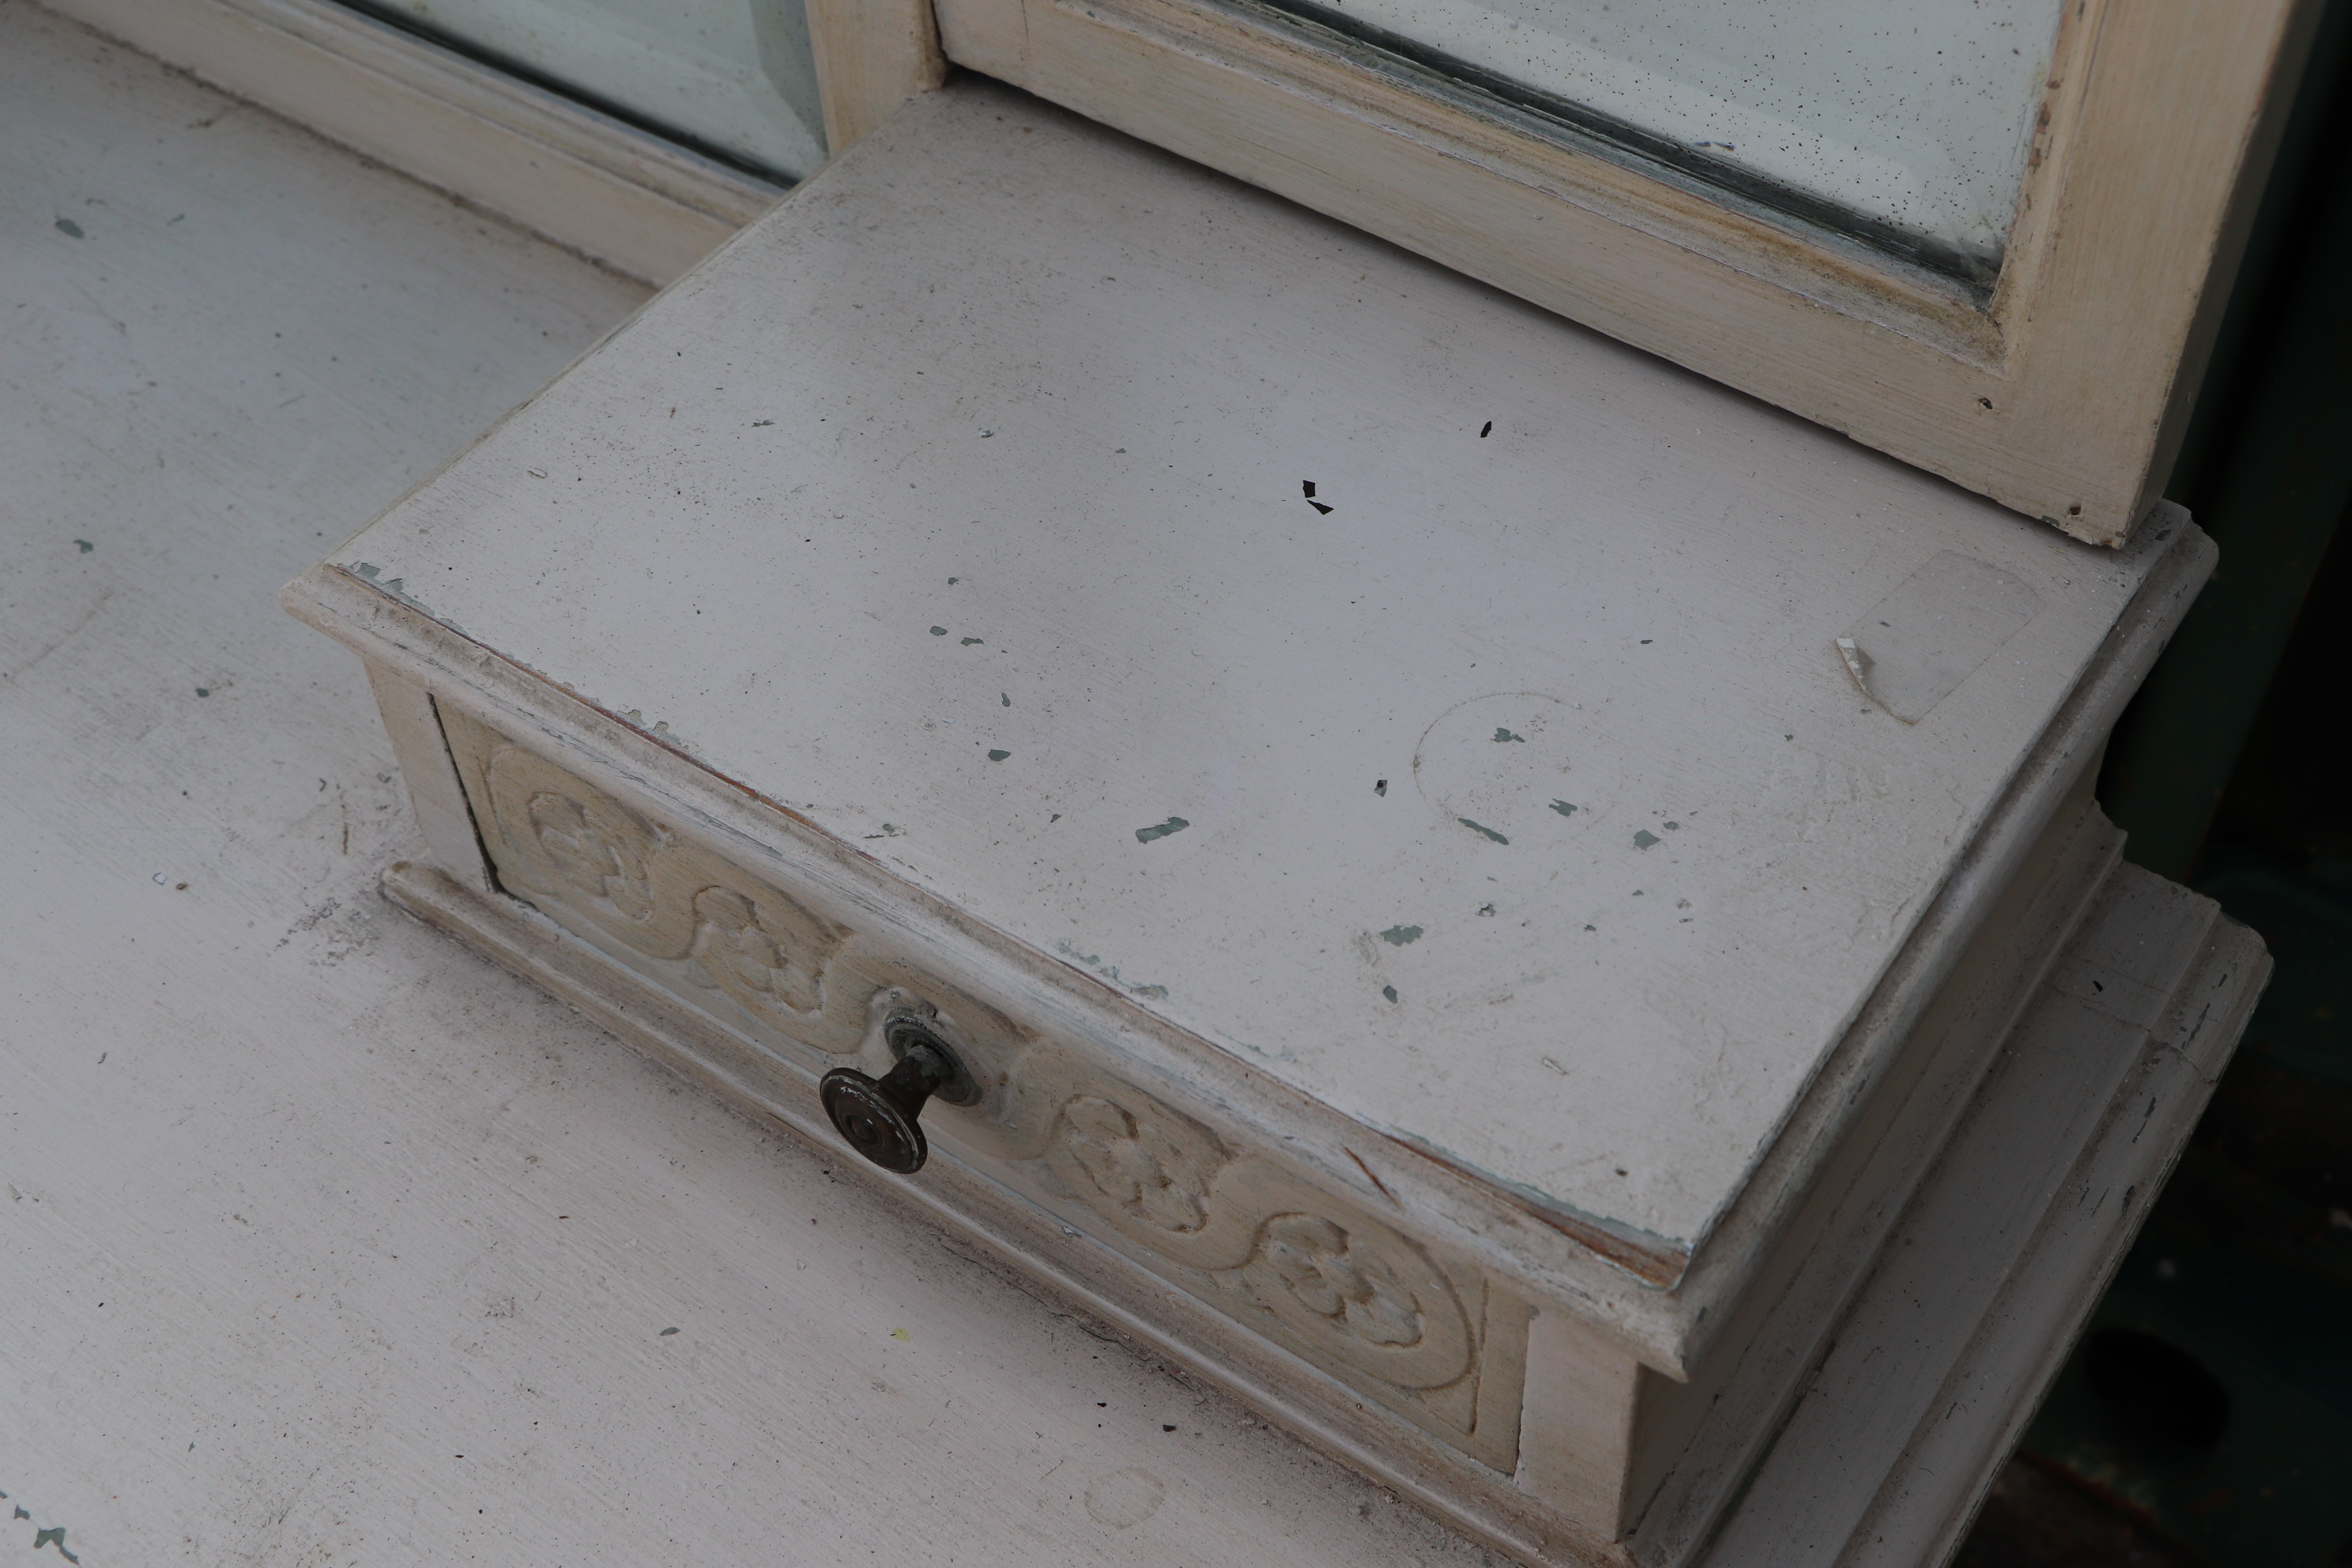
[807,0,949,153]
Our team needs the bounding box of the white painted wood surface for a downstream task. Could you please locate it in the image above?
[310,81,2202,1278]
[35,0,782,283]
[1,15,2262,1568]
[0,19,1484,1565]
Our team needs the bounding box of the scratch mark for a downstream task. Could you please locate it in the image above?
[1344,1147,1400,1206]
[2,587,115,683]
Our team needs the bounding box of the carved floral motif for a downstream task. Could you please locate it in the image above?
[1238,1211,1472,1389]
[691,883,844,1021]
[1050,1093,1223,1235]
[1253,1213,1425,1348]
[1041,1085,1475,1392]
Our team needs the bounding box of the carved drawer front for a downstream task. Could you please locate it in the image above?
[439,703,1529,1475]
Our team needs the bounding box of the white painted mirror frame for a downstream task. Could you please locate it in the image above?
[806,0,2312,545]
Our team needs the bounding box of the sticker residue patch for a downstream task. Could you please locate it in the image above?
[1837,551,2042,723]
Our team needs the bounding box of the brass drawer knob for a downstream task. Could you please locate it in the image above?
[820,1013,978,1174]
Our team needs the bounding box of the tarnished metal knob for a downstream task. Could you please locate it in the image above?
[819,1012,979,1174]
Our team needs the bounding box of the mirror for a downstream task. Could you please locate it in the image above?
[1261,0,2068,288]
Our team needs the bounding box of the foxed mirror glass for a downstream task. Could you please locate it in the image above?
[1253,0,2067,289]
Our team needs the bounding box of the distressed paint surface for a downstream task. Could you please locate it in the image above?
[0,18,1483,1567]
[327,84,2177,1253]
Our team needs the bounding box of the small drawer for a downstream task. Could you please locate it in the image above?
[437,699,1535,1477]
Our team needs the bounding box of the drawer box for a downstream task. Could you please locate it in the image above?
[284,81,2264,1566]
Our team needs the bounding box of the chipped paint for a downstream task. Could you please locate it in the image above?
[1054,940,1169,1001]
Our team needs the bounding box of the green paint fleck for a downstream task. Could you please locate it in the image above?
[752,419,775,427]
[986,748,1011,761]
[74,539,92,553]
[659,1326,680,1336]
[1001,692,1011,707]
[36,1526,77,1563]
[195,688,209,698]
[1550,800,1577,817]
[1135,816,1190,843]
[930,626,948,635]
[1664,821,1680,831]
[1378,925,1423,946]
[354,563,381,579]
[55,218,83,239]
[961,637,984,646]
[1634,830,1660,850]
[1494,728,1525,743]
[948,576,959,584]
[1133,984,1169,1000]
[1050,813,1061,822]
[1458,816,1509,845]
[1382,986,1400,1003]
[1584,924,1597,932]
